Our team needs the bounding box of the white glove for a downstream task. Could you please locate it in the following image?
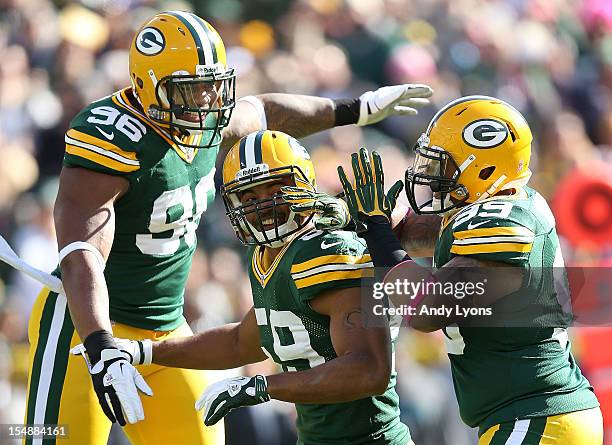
[71,338,153,366]
[82,347,153,425]
[357,84,433,126]
[195,375,269,426]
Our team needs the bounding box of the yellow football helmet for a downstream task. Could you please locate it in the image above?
[405,95,532,214]
[222,131,316,247]
[129,11,236,148]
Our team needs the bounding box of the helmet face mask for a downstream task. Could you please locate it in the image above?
[405,137,468,215]
[222,166,313,248]
[150,67,236,148]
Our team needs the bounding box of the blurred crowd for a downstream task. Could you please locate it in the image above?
[0,0,611,444]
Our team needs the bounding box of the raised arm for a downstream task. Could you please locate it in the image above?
[221,84,433,151]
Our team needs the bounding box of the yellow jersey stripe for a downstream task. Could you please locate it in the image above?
[294,268,372,289]
[66,129,138,161]
[291,254,372,274]
[453,226,534,240]
[65,137,139,167]
[292,262,373,280]
[65,144,139,172]
[450,242,533,255]
[478,423,500,445]
[453,235,534,246]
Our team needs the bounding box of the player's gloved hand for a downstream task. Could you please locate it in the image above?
[280,186,350,230]
[72,337,153,366]
[357,84,432,126]
[196,375,270,426]
[71,330,153,425]
[338,147,403,232]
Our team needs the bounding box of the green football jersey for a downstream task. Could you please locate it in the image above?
[434,186,599,432]
[248,228,410,445]
[62,88,218,330]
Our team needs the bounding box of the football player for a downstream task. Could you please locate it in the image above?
[23,10,432,445]
[290,96,603,444]
[75,130,413,444]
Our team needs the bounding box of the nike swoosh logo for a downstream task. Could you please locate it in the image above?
[467,220,491,230]
[96,126,115,140]
[321,240,343,250]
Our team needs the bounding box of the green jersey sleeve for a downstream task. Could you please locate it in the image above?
[63,99,142,176]
[448,199,537,265]
[290,230,373,302]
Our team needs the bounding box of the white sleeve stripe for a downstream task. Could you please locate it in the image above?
[65,136,140,166]
[291,261,373,280]
[453,235,535,245]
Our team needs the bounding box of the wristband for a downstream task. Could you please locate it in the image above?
[83,330,117,364]
[139,339,153,365]
[361,217,410,268]
[332,98,360,126]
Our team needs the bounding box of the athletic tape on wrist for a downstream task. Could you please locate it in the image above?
[332,98,360,126]
[59,241,106,271]
[140,339,153,365]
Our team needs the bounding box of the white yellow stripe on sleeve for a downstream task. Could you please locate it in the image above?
[65,129,140,172]
[291,254,373,289]
[450,226,535,255]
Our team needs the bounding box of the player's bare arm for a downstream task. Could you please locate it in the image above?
[266,286,392,403]
[221,84,433,152]
[54,166,128,338]
[56,166,152,426]
[407,255,525,332]
[221,95,334,150]
[151,307,268,369]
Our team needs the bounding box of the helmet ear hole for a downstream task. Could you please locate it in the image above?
[479,166,496,180]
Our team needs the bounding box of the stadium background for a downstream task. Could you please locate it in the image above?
[0,0,611,443]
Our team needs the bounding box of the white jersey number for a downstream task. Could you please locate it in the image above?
[254,308,325,371]
[87,106,147,143]
[452,201,513,229]
[136,170,215,256]
[443,325,466,355]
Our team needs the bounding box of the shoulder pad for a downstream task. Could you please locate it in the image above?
[290,229,371,291]
[64,97,144,174]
